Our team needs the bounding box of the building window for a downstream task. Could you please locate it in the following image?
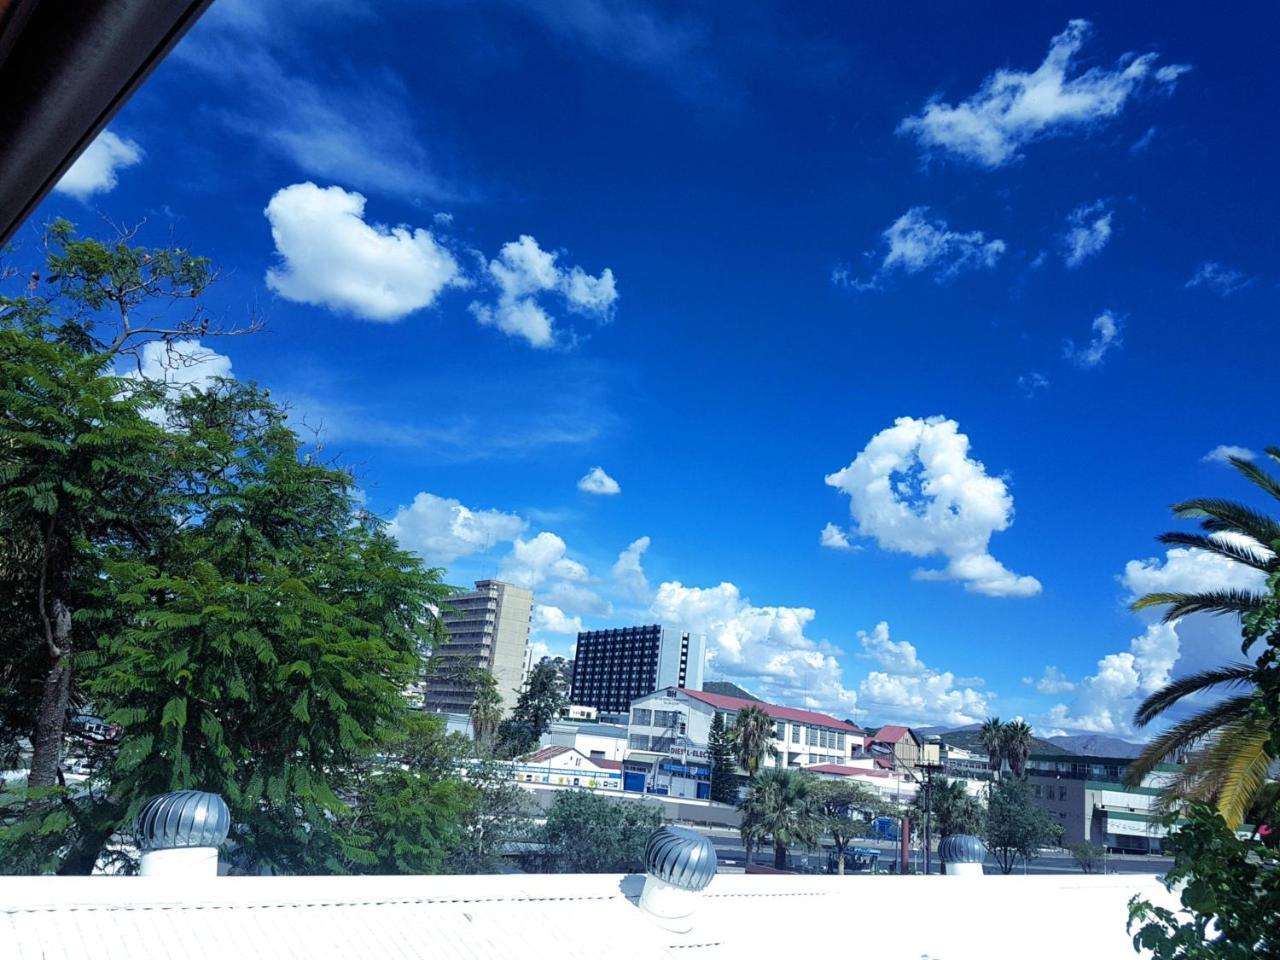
[791,726,800,743]
[632,708,652,726]
[629,734,650,750]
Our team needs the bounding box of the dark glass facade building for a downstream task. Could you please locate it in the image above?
[570,624,705,713]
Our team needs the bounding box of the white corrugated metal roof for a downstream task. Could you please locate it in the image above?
[1,871,1179,960]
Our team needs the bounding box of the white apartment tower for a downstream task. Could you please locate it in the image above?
[424,579,533,716]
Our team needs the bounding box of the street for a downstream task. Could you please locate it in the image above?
[690,826,1174,877]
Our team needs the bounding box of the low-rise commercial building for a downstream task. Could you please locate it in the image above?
[1025,754,1177,853]
[541,722,628,763]
[511,745,623,791]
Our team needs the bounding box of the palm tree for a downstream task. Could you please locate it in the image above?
[732,705,779,775]
[1130,448,1277,624]
[739,768,821,870]
[980,717,1004,774]
[1126,663,1273,828]
[1125,450,1280,828]
[1000,720,1033,778]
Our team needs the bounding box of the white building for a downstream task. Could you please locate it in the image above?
[541,721,628,762]
[623,687,864,798]
[510,745,622,791]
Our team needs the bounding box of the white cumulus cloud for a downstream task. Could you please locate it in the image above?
[389,492,526,564]
[820,522,856,551]
[612,536,651,601]
[651,580,858,714]
[500,532,590,588]
[533,604,585,636]
[898,20,1190,167]
[264,182,463,322]
[54,130,144,200]
[1065,310,1122,368]
[469,235,617,348]
[1023,666,1076,695]
[1062,201,1112,267]
[825,416,1041,597]
[1043,622,1181,735]
[578,466,621,495]
[856,622,992,726]
[1202,445,1256,465]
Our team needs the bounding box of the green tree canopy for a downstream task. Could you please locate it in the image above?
[538,791,661,873]
[984,777,1062,874]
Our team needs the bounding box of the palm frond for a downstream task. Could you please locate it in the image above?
[1124,694,1255,785]
[1132,663,1258,727]
[1230,456,1280,506]
[1171,497,1280,545]
[1130,589,1264,622]
[1156,531,1276,572]
[1200,717,1276,828]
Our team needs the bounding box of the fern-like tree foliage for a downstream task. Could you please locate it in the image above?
[1,224,457,874]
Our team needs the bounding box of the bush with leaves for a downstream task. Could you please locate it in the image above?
[1067,841,1106,874]
[1128,804,1279,958]
[537,790,661,873]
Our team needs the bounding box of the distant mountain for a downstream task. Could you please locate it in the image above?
[701,681,763,702]
[1046,734,1145,759]
[939,728,1074,757]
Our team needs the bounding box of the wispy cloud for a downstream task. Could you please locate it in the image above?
[1062,201,1112,268]
[1065,311,1122,368]
[1185,261,1252,296]
[899,20,1190,167]
[841,207,1005,289]
[176,2,458,199]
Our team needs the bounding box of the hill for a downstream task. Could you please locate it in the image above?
[1045,734,1144,758]
[938,728,1075,757]
[701,680,763,702]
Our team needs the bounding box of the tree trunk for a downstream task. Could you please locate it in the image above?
[27,597,72,790]
[774,841,786,871]
[836,846,846,875]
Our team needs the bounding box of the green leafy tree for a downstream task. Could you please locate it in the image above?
[343,713,476,874]
[75,382,450,874]
[984,777,1062,874]
[731,705,778,776]
[538,791,661,873]
[708,712,738,804]
[740,767,821,870]
[497,660,567,757]
[1128,804,1279,959]
[447,758,536,874]
[813,778,885,875]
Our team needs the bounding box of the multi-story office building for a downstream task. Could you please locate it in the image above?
[570,624,705,714]
[423,579,532,716]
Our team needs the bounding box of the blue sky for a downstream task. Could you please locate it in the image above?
[22,1,1280,735]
